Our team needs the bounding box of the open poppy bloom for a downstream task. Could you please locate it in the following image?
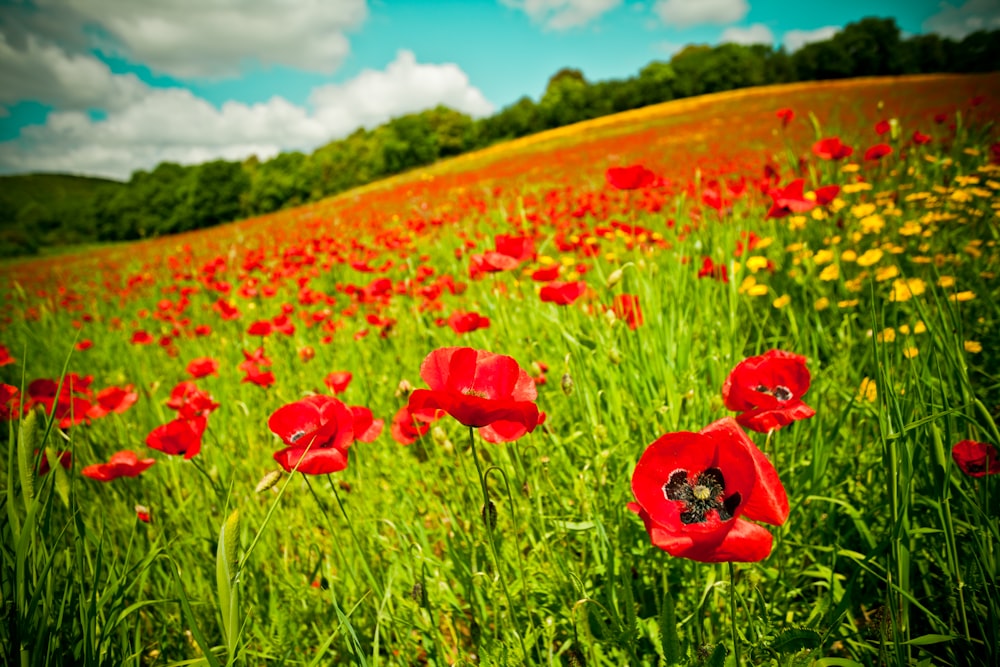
[722,349,815,432]
[812,137,854,160]
[952,440,1000,478]
[268,395,356,474]
[146,416,208,459]
[629,418,789,562]
[407,347,539,442]
[606,164,656,190]
[864,143,893,161]
[540,280,588,305]
[186,357,220,379]
[390,404,442,445]
[81,450,156,481]
[612,294,644,329]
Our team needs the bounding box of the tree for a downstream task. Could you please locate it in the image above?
[539,68,593,129]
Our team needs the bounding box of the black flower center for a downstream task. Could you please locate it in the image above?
[663,467,741,524]
[755,384,793,401]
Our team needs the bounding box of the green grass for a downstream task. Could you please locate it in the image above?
[0,79,998,666]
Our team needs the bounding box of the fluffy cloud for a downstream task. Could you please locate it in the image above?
[0,33,147,110]
[502,0,623,30]
[15,0,368,79]
[923,0,1000,39]
[653,0,749,28]
[720,23,774,45]
[783,26,840,53]
[0,50,495,179]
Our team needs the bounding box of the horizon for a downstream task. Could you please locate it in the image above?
[1,0,997,181]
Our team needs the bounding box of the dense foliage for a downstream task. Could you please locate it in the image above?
[2,16,999,260]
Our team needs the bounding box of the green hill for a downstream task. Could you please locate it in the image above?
[0,173,124,257]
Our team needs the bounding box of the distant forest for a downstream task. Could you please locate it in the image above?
[2,17,998,258]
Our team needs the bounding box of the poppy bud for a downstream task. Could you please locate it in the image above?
[606,267,624,288]
[255,469,283,493]
[431,426,453,452]
[482,499,498,530]
[395,379,413,398]
[608,347,622,365]
[561,372,574,396]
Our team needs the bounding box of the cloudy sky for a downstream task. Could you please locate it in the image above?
[0,0,997,180]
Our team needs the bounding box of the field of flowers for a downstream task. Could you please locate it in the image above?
[2,73,999,666]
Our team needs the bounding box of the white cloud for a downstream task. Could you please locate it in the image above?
[783,26,840,52]
[720,23,774,45]
[0,33,147,110]
[502,0,623,30]
[653,0,748,28]
[0,50,495,179]
[24,0,368,78]
[923,0,1000,39]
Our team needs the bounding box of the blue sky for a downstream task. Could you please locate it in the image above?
[0,0,996,179]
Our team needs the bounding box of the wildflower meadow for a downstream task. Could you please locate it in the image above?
[2,73,999,666]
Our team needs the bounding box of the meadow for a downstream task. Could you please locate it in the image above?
[2,73,999,666]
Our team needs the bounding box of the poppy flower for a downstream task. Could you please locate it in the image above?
[146,417,208,459]
[81,450,156,481]
[447,310,491,334]
[165,381,219,418]
[540,281,587,305]
[629,417,789,563]
[239,346,273,373]
[812,137,854,160]
[612,294,644,329]
[407,347,539,441]
[606,164,656,190]
[911,130,931,145]
[390,404,441,445]
[0,344,14,366]
[36,449,72,476]
[864,143,893,161]
[874,119,891,135]
[722,349,815,432]
[951,440,1000,478]
[775,108,794,127]
[494,234,535,262]
[130,331,154,345]
[186,357,220,379]
[765,179,816,219]
[247,320,273,337]
[87,385,139,419]
[242,367,276,388]
[530,265,561,282]
[324,371,352,394]
[268,395,355,474]
[1,383,20,420]
[135,505,152,523]
[698,257,728,283]
[350,405,384,442]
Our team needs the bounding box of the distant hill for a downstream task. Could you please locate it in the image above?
[0,173,124,257]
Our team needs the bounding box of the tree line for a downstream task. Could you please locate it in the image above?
[3,17,998,256]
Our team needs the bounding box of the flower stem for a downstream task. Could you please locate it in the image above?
[729,561,742,667]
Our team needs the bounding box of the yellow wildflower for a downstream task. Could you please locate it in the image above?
[914,321,927,334]
[875,265,900,281]
[860,214,885,234]
[857,377,878,402]
[841,163,860,173]
[746,256,770,273]
[838,299,859,308]
[876,328,896,343]
[852,203,877,218]
[856,249,883,266]
[843,182,872,194]
[898,220,922,236]
[819,264,840,281]
[949,290,976,302]
[964,341,982,353]
[814,297,830,311]
[890,277,927,302]
[773,294,791,309]
[903,347,919,359]
[789,215,808,229]
[813,249,834,265]
[845,278,865,292]
[937,275,956,288]
[841,249,857,262]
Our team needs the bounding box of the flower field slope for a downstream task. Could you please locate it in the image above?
[1,73,999,666]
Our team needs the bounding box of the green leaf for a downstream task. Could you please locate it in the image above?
[659,589,682,665]
[704,642,727,667]
[770,628,822,654]
[17,407,39,512]
[216,508,241,663]
[171,557,223,667]
[905,634,957,646]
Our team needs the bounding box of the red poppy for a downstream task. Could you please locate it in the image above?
[864,143,893,161]
[775,108,794,127]
[75,340,93,352]
[613,294,644,330]
[36,449,72,476]
[812,137,854,160]
[469,252,520,278]
[540,281,587,305]
[130,331,154,345]
[87,385,139,419]
[239,346,273,373]
[606,164,656,190]
[0,344,14,366]
[1,383,20,420]
[81,450,156,481]
[350,405,384,442]
[242,367,276,388]
[324,371,352,394]
[629,417,789,563]
[765,179,816,218]
[874,119,891,135]
[722,350,815,432]
[951,440,1000,478]
[912,130,932,145]
[186,357,219,379]
[247,320,273,336]
[146,417,208,459]
[697,257,728,283]
[407,347,539,441]
[135,505,152,523]
[447,310,491,334]
[165,381,219,418]
[390,404,441,445]
[268,395,356,474]
[494,234,535,262]
[530,265,561,282]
